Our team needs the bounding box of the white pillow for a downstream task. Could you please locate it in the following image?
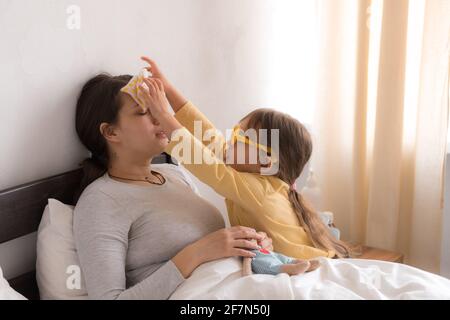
[0,267,27,300]
[36,199,88,300]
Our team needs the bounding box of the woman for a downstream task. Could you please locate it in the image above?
[73,73,273,300]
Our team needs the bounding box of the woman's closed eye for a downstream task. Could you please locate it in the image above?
[138,109,149,116]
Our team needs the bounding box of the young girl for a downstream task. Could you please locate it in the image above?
[125,57,352,276]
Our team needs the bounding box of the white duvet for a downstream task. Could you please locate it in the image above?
[0,267,26,300]
[170,257,450,300]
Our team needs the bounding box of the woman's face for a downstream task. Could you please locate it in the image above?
[111,93,169,159]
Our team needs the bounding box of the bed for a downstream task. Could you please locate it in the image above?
[1,153,450,300]
[0,169,82,299]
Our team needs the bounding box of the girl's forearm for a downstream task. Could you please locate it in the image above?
[165,84,188,113]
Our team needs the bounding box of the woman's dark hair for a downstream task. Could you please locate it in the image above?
[74,73,132,203]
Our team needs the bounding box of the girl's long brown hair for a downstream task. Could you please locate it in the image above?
[244,109,353,258]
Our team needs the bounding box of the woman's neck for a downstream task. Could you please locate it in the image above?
[108,153,153,179]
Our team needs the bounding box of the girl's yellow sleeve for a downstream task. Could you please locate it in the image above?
[165,126,265,212]
[172,101,226,158]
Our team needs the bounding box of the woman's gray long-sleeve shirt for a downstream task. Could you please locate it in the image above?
[73,164,225,300]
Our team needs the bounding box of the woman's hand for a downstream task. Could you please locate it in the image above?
[141,56,188,112]
[193,226,264,262]
[172,226,264,278]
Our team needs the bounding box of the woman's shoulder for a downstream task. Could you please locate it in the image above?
[74,174,128,219]
[76,173,113,200]
[73,176,132,244]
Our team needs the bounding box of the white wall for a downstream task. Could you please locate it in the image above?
[0,0,319,213]
[0,0,319,278]
[0,0,270,207]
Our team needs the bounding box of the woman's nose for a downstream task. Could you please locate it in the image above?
[150,115,160,126]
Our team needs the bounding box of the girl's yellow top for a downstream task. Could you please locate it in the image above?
[165,101,335,259]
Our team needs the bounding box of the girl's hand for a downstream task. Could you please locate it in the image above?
[137,78,182,134]
[172,226,264,278]
[140,56,187,113]
[138,78,170,118]
[141,56,173,93]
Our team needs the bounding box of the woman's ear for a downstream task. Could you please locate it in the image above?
[100,122,120,143]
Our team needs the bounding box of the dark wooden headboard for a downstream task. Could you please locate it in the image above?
[0,169,82,300]
[0,153,175,300]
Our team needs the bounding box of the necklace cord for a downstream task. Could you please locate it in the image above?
[108,170,166,185]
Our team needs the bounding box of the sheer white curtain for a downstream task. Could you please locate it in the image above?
[311,0,449,273]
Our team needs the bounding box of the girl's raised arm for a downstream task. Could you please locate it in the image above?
[141,56,187,113]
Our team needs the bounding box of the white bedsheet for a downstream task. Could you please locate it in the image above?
[170,257,450,300]
[0,267,26,300]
